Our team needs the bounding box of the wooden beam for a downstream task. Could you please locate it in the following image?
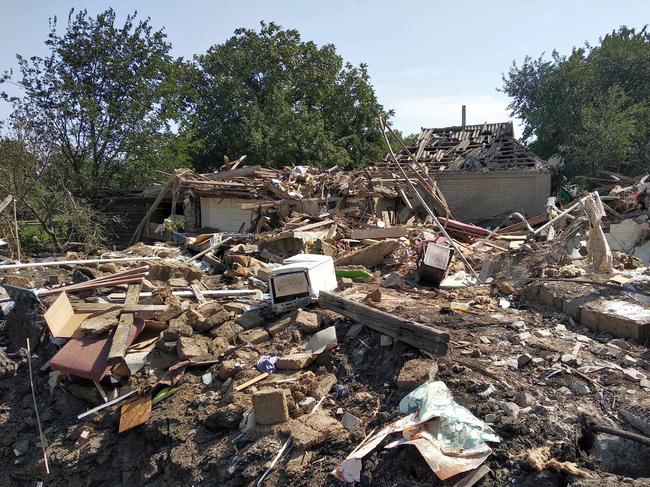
[0,256,158,271]
[318,291,449,355]
[188,236,232,262]
[107,289,261,302]
[108,283,141,365]
[264,219,335,242]
[350,226,408,240]
[0,194,13,215]
[129,174,176,246]
[192,164,260,181]
[71,303,168,314]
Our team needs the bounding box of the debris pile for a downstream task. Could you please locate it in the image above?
[0,165,649,486]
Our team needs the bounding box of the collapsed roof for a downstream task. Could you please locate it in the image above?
[376,121,548,173]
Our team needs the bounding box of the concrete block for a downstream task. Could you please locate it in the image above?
[238,328,270,344]
[236,311,265,330]
[276,352,314,370]
[267,316,292,336]
[177,336,208,359]
[292,309,319,334]
[581,299,650,343]
[252,389,289,425]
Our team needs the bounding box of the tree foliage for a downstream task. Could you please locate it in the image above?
[502,26,650,177]
[0,133,109,251]
[184,22,389,171]
[1,8,183,193]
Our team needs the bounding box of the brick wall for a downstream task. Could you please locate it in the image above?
[428,171,551,222]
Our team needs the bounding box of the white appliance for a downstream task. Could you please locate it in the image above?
[268,254,337,313]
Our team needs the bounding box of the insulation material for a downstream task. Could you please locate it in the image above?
[332,381,499,482]
[584,193,613,273]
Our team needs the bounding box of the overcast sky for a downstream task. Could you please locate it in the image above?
[1,0,649,136]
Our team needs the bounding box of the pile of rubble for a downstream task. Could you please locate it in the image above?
[1,169,650,486]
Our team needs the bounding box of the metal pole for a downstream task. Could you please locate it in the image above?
[379,118,479,280]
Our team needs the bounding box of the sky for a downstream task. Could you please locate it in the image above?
[0,0,649,136]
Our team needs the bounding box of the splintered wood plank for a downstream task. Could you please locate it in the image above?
[108,283,142,364]
[234,372,269,391]
[119,395,152,433]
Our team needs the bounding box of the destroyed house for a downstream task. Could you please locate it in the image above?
[133,165,408,242]
[373,122,551,222]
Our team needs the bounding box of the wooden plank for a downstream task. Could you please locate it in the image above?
[188,237,232,262]
[0,194,13,215]
[108,283,141,365]
[0,257,157,271]
[397,187,414,211]
[350,226,408,240]
[234,372,269,391]
[129,173,176,246]
[119,395,152,432]
[264,219,335,242]
[107,289,260,301]
[37,274,147,296]
[71,303,168,315]
[194,164,260,181]
[318,291,449,355]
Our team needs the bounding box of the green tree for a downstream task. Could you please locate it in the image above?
[0,132,110,251]
[501,26,650,177]
[1,8,184,193]
[185,22,390,171]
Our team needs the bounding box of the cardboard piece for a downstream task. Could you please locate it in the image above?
[50,318,145,381]
[119,394,152,432]
[44,292,91,338]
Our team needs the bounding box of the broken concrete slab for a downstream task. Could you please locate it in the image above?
[381,272,405,288]
[209,322,244,340]
[252,389,289,425]
[276,352,315,370]
[305,326,337,353]
[176,336,209,359]
[634,240,650,265]
[282,411,345,449]
[341,412,362,431]
[267,316,293,336]
[605,219,649,251]
[236,310,265,330]
[292,308,319,333]
[78,309,121,336]
[239,328,271,344]
[334,239,400,268]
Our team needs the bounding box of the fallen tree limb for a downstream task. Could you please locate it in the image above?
[318,291,449,355]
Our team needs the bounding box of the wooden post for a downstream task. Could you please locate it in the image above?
[13,198,21,261]
[129,173,176,246]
